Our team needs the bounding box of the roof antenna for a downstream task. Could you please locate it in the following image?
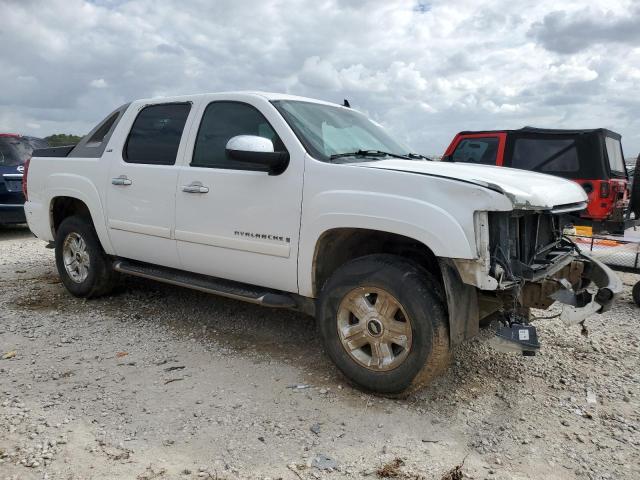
[343,99,351,108]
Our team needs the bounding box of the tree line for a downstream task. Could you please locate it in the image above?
[44,134,83,147]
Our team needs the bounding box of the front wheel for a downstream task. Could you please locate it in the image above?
[317,254,450,394]
[55,215,118,298]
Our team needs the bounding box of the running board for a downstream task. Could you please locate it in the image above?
[113,259,299,309]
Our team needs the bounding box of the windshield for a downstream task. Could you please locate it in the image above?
[605,136,626,175]
[272,100,410,162]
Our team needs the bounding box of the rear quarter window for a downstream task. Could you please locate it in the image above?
[605,136,626,175]
[511,138,579,173]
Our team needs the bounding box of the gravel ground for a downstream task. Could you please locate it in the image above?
[1,225,639,480]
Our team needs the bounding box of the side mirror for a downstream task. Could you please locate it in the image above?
[225,135,289,175]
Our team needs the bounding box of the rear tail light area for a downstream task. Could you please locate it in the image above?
[599,181,610,199]
[22,156,31,201]
[581,182,594,195]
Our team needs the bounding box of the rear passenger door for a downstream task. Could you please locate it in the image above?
[105,102,194,269]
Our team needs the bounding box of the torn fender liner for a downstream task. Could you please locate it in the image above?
[551,252,622,314]
[579,253,623,313]
[439,258,479,345]
[549,252,623,325]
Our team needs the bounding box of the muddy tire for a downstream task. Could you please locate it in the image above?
[55,215,117,298]
[633,281,640,307]
[317,254,450,394]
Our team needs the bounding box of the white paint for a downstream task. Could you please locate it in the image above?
[24,91,589,298]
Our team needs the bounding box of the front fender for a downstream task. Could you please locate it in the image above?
[297,190,475,297]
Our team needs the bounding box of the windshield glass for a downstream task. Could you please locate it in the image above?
[605,136,626,175]
[272,100,410,162]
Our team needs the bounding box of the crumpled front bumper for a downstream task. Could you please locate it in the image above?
[551,252,623,324]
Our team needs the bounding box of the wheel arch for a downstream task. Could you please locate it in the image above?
[47,185,113,254]
[305,226,481,346]
[309,227,443,297]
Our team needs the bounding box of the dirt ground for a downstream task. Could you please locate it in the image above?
[1,225,639,480]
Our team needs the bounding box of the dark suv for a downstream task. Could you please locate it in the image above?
[0,134,48,224]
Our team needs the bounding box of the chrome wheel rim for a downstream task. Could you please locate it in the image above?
[62,232,90,283]
[337,287,412,372]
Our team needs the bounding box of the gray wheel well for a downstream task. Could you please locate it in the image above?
[312,228,442,296]
[50,197,92,236]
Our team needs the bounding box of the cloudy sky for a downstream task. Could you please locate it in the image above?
[1,0,639,156]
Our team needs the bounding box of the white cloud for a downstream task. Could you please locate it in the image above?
[0,0,638,157]
[90,78,108,88]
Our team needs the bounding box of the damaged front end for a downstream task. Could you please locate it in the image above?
[485,210,621,316]
[449,208,622,354]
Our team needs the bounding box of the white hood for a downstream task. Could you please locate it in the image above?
[359,160,588,210]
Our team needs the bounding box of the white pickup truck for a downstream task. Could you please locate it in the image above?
[23,92,622,393]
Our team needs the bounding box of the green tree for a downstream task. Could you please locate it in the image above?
[44,134,83,147]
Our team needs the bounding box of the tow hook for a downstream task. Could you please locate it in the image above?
[489,313,541,356]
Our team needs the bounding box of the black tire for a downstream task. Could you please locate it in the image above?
[633,281,640,307]
[629,166,639,219]
[317,254,450,394]
[55,215,117,298]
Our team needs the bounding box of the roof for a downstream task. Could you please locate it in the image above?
[458,126,622,139]
[133,91,345,108]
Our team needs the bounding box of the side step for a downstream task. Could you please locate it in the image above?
[113,259,299,309]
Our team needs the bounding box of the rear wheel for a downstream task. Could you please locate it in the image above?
[318,254,450,394]
[55,215,118,298]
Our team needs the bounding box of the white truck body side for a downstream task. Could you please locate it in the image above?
[22,91,623,393]
[23,91,620,329]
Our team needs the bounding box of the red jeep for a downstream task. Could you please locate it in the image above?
[443,127,639,234]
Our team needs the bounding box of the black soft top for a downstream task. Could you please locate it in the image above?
[456,127,626,180]
[459,126,622,140]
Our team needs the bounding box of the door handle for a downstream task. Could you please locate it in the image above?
[182,181,209,194]
[112,175,132,186]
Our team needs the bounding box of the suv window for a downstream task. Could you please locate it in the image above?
[0,137,43,167]
[512,138,578,173]
[192,101,286,170]
[605,136,626,175]
[124,103,191,165]
[452,137,498,165]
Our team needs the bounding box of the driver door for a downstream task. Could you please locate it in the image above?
[174,100,303,293]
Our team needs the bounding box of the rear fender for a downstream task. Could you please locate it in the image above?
[46,174,114,254]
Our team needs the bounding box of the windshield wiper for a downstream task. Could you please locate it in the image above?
[329,149,410,161]
[407,153,431,160]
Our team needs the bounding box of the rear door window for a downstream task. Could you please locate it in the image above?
[124,103,191,165]
[452,137,499,165]
[511,138,579,173]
